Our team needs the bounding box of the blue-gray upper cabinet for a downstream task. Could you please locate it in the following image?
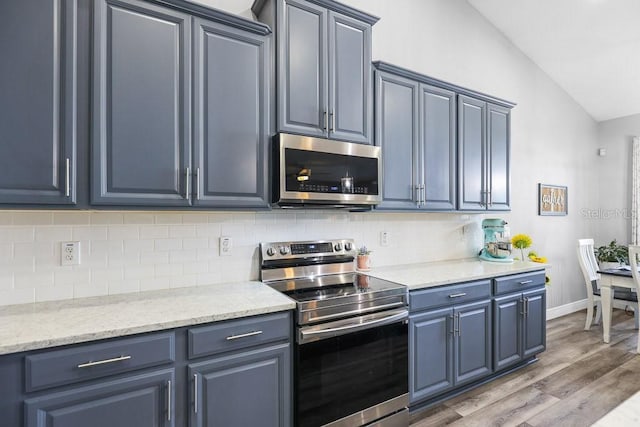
[253,0,377,144]
[374,69,456,210]
[92,0,192,206]
[192,18,270,208]
[458,95,511,211]
[0,0,77,205]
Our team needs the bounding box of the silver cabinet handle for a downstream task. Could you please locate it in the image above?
[77,355,131,368]
[520,298,525,316]
[525,297,530,317]
[196,167,201,200]
[185,167,190,200]
[226,330,263,341]
[323,111,328,130]
[415,185,422,207]
[193,373,198,414]
[449,292,467,298]
[519,280,533,285]
[422,184,427,204]
[330,111,335,132]
[167,380,172,421]
[65,158,70,197]
[454,312,461,336]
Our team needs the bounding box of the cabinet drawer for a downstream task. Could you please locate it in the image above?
[25,332,175,392]
[188,311,291,359]
[494,271,546,295]
[410,280,491,311]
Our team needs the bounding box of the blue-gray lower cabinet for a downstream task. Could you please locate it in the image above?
[0,0,77,205]
[188,343,291,427]
[409,283,492,405]
[494,287,546,371]
[24,369,175,427]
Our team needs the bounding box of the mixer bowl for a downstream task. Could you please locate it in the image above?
[486,241,512,258]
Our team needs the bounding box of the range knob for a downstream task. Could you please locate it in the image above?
[334,243,343,252]
[344,242,353,251]
[266,247,276,257]
[279,246,290,255]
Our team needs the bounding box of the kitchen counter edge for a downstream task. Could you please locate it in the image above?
[0,281,296,356]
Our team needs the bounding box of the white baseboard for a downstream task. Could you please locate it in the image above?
[546,299,635,321]
[547,299,587,320]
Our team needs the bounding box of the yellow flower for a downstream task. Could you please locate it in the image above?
[511,234,532,249]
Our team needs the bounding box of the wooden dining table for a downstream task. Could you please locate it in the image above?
[598,268,637,343]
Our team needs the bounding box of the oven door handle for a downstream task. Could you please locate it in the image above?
[298,309,408,344]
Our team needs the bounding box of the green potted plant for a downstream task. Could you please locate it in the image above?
[595,239,629,269]
[357,245,372,271]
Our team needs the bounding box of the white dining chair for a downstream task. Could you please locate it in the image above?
[627,245,640,353]
[577,239,639,331]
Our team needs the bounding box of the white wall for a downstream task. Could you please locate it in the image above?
[0,0,602,309]
[595,113,640,245]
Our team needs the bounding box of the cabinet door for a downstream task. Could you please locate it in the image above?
[328,11,371,144]
[409,307,453,404]
[454,300,492,385]
[278,0,327,138]
[421,84,456,210]
[193,18,270,208]
[523,287,546,358]
[457,95,486,210]
[0,0,76,205]
[375,71,420,210]
[24,369,174,427]
[487,103,511,210]
[92,0,191,206]
[189,343,291,427]
[493,293,523,371]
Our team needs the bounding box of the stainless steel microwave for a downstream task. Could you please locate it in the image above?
[272,133,382,208]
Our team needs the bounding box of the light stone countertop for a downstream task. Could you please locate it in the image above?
[592,390,640,426]
[0,281,295,356]
[0,259,549,356]
[363,258,550,290]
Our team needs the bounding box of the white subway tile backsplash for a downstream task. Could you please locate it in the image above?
[140,225,169,239]
[36,284,74,303]
[15,272,54,289]
[35,227,72,242]
[0,210,481,307]
[169,225,197,238]
[73,226,108,241]
[13,212,54,226]
[0,288,35,305]
[154,238,183,252]
[90,212,124,225]
[108,225,140,240]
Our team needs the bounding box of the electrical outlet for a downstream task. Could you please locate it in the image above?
[219,236,232,256]
[61,241,81,266]
[380,231,390,247]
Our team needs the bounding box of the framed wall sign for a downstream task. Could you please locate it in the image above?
[538,184,567,216]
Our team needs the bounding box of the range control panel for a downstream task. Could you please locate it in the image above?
[260,239,356,261]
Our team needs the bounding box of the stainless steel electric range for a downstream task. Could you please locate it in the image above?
[260,239,409,427]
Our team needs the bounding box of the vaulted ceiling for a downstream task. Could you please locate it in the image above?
[467,0,640,122]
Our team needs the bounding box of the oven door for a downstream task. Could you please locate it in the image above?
[295,309,409,427]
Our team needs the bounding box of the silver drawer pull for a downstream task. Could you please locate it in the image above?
[226,330,263,341]
[519,280,533,285]
[449,292,467,298]
[77,355,131,368]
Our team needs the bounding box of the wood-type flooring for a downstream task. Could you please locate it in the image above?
[410,309,640,427]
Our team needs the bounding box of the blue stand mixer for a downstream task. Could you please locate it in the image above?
[478,218,514,263]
